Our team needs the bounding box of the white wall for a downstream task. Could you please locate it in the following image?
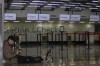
[4,22,95,42]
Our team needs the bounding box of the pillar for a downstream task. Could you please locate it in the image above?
[0,0,4,66]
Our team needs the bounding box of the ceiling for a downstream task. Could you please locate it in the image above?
[4,0,100,12]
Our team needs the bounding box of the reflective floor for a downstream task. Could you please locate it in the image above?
[21,44,100,61]
[4,43,100,66]
[4,61,100,66]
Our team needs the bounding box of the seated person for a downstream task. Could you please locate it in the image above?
[3,35,51,65]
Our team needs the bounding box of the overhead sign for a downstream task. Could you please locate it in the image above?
[27,14,38,20]
[39,14,50,20]
[4,13,16,20]
[90,15,100,21]
[70,15,81,21]
[59,14,70,21]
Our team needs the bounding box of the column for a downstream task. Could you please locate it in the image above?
[0,0,4,66]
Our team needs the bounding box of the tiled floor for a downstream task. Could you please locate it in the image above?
[4,61,100,66]
[4,44,100,66]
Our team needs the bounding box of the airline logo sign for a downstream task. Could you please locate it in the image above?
[59,14,70,21]
[39,14,50,20]
[27,14,38,20]
[70,15,81,21]
[90,15,100,21]
[4,13,16,20]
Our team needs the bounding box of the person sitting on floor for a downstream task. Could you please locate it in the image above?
[3,35,51,65]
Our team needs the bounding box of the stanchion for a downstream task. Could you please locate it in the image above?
[87,32,90,61]
[25,28,28,56]
[69,58,75,66]
[60,31,64,63]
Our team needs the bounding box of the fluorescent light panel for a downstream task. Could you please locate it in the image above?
[37,21,43,22]
[13,21,20,22]
[30,3,44,5]
[27,5,40,7]
[92,0,98,2]
[48,21,54,22]
[11,5,23,7]
[44,6,53,7]
[96,6,100,7]
[67,5,76,7]
[86,3,93,4]
[47,4,60,6]
[51,2,64,4]
[11,3,26,5]
[12,1,29,3]
[32,1,47,3]
[70,3,81,5]
[60,6,71,8]
[80,5,85,7]
[4,21,8,22]
[89,8,98,9]
[79,22,85,23]
[25,21,31,22]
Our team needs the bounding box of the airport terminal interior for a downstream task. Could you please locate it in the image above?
[3,0,100,66]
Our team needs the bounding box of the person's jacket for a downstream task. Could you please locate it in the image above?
[3,40,17,64]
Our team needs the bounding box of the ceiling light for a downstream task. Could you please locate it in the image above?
[25,21,31,22]
[11,5,23,7]
[89,8,98,9]
[37,21,43,23]
[32,1,47,3]
[4,21,8,22]
[80,5,85,7]
[85,6,91,8]
[27,6,40,7]
[13,1,29,3]
[92,0,98,2]
[11,3,26,5]
[79,22,85,23]
[30,3,44,5]
[47,4,60,6]
[51,2,64,4]
[86,3,93,4]
[60,6,71,8]
[70,3,81,5]
[75,7,80,8]
[96,6,100,7]
[48,21,54,22]
[67,5,75,7]
[13,21,20,22]
[44,6,53,7]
